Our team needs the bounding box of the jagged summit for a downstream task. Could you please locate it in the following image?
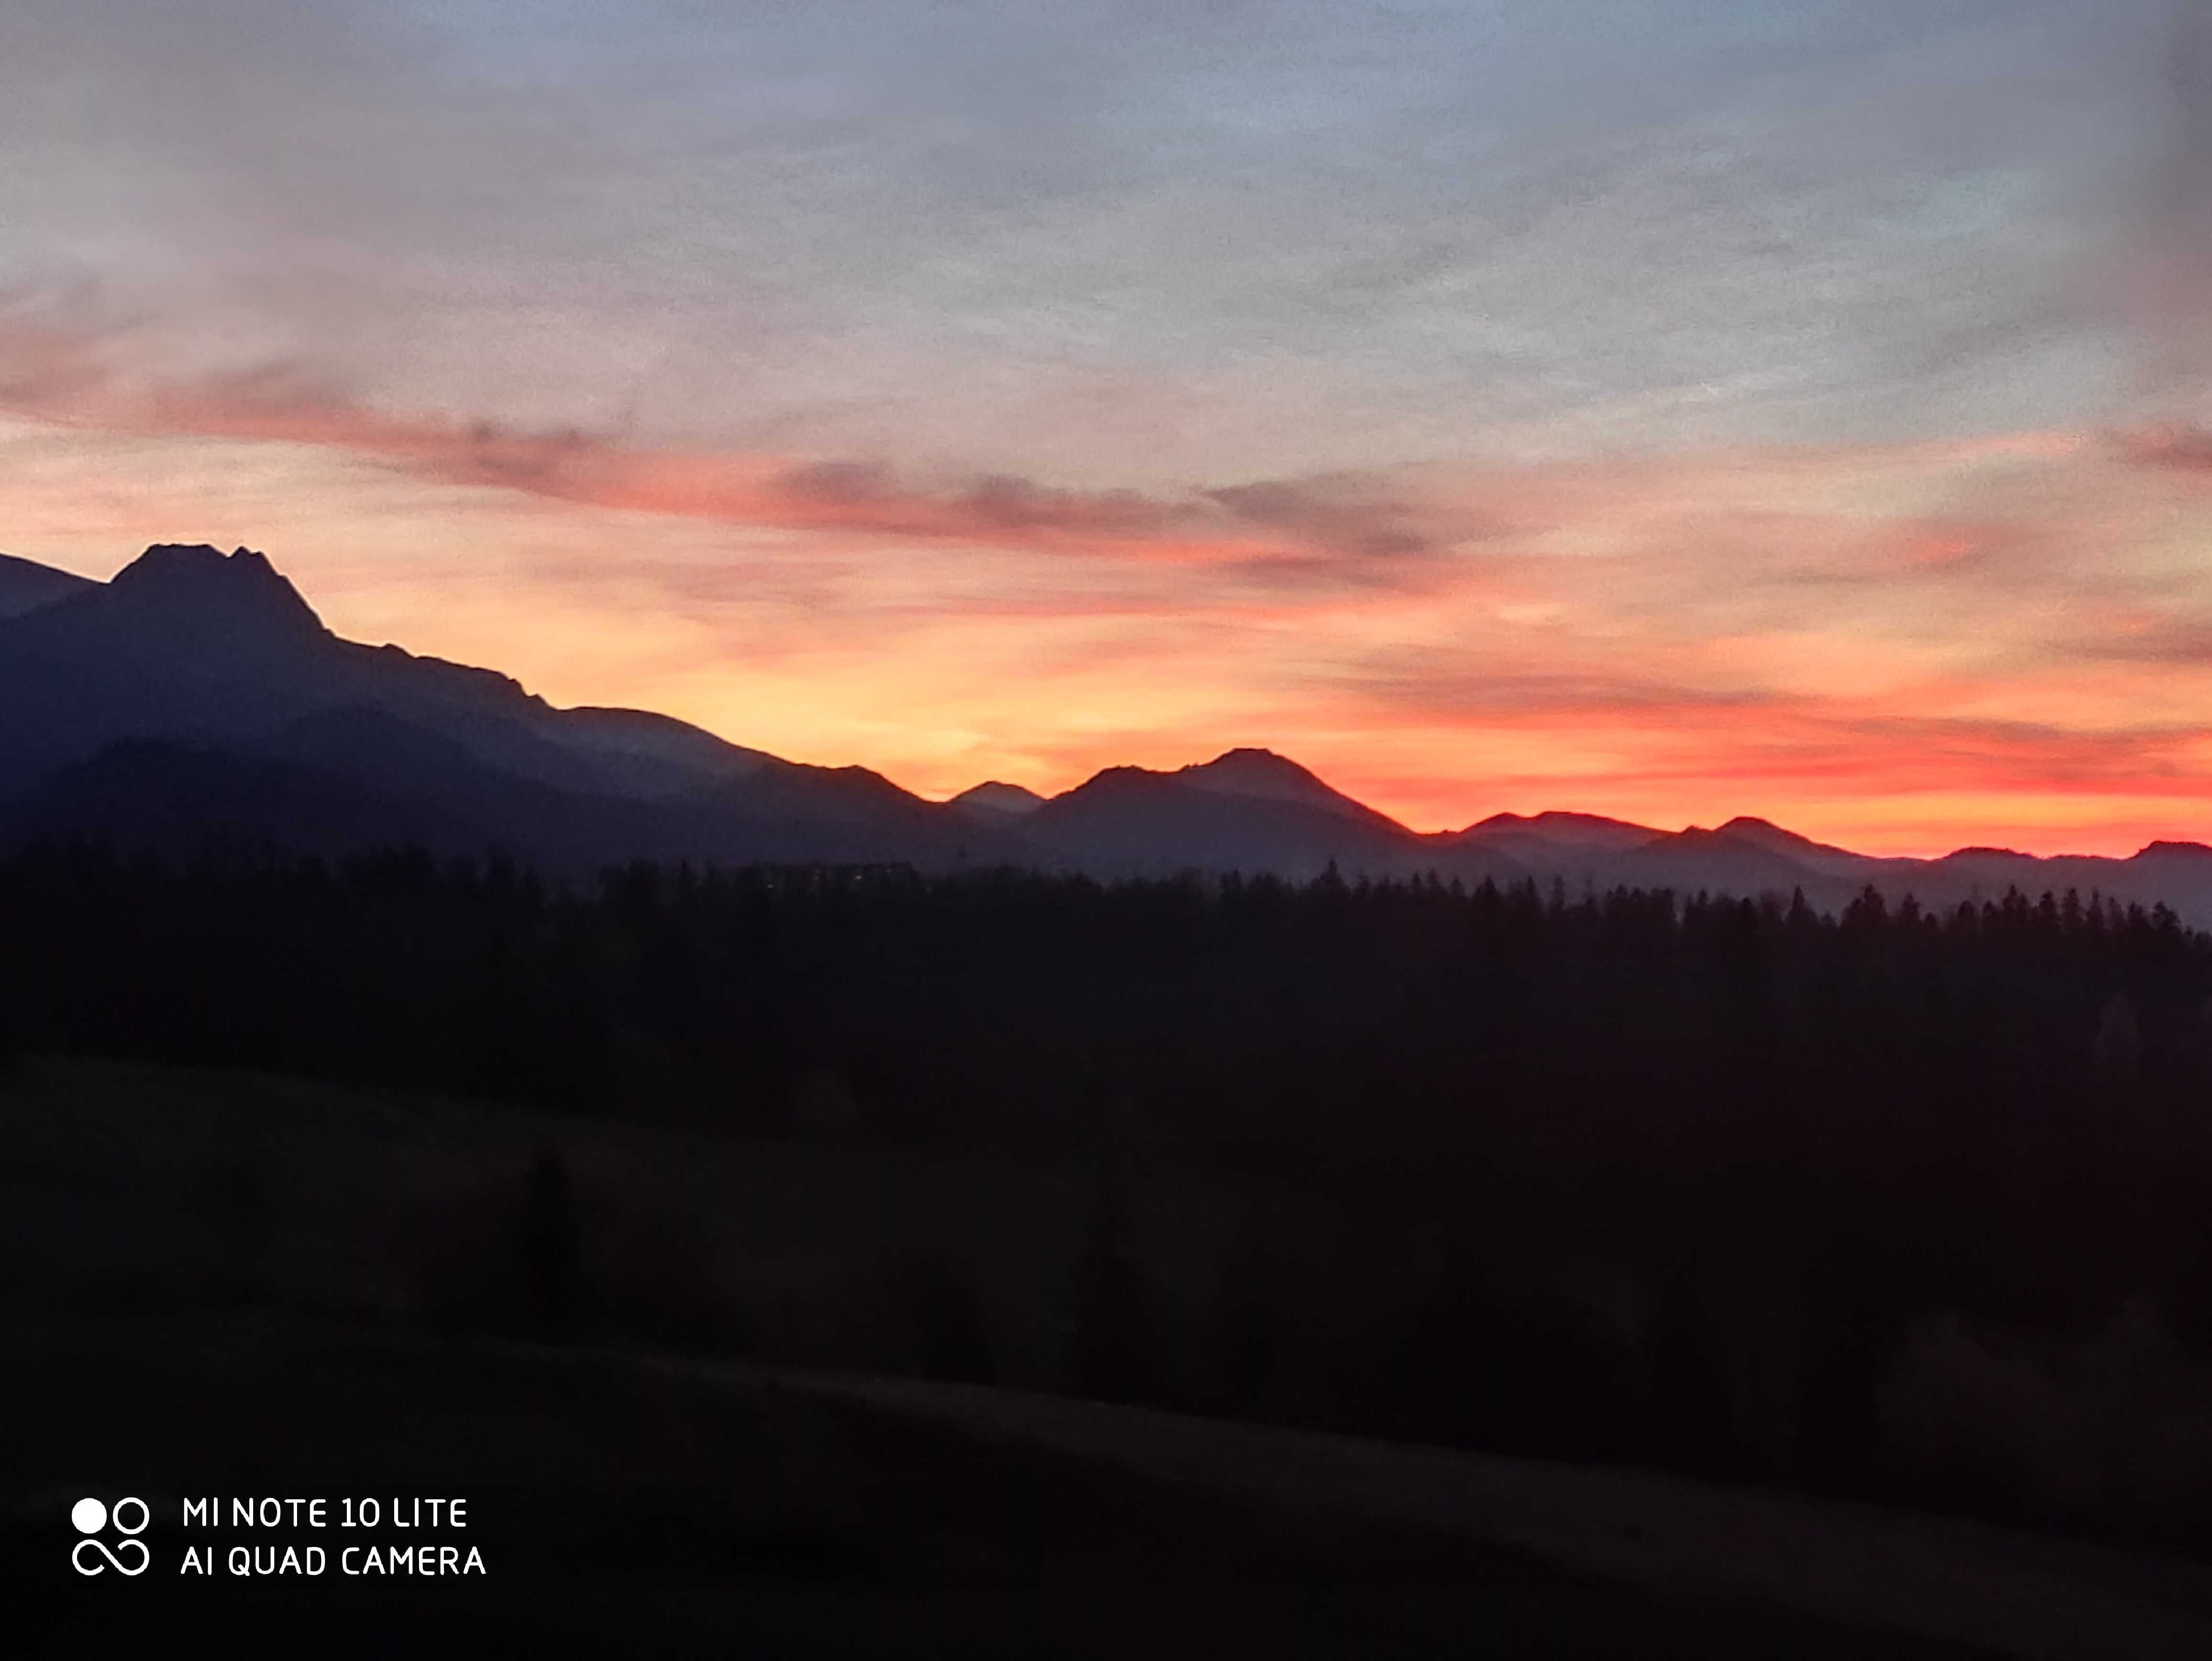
[105,543,326,634]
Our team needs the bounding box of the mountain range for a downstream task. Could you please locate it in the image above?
[8,542,2212,922]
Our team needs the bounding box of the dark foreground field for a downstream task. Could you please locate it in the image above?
[11,1306,2212,1659]
[6,1059,2212,1656]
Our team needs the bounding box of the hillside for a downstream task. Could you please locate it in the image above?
[9,1054,2212,1657]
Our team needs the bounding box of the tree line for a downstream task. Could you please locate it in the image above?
[6,840,2212,1544]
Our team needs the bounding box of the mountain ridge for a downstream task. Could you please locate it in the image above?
[5,543,2212,917]
[0,549,98,619]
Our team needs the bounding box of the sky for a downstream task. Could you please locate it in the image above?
[4,0,2212,853]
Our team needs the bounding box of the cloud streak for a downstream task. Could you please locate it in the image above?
[8,374,2212,853]
[0,291,1504,568]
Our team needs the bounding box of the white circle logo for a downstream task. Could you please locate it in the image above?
[70,1495,149,1576]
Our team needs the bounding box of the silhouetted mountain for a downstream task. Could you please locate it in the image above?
[1175,747,1403,830]
[0,544,1030,872]
[553,705,779,795]
[105,539,324,636]
[1708,816,1879,880]
[8,542,2212,913]
[0,550,95,619]
[1021,757,1443,881]
[2,736,500,859]
[2135,840,2212,863]
[1614,825,1863,906]
[1453,811,1664,869]
[1458,810,1661,851]
[950,780,1048,820]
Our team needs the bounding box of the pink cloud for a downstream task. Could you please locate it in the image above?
[14,296,2212,857]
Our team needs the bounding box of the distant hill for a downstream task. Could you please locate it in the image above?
[1023,762,1390,882]
[5,541,2212,915]
[950,780,1048,821]
[1458,809,1662,853]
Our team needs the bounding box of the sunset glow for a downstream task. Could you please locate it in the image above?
[7,1,2212,855]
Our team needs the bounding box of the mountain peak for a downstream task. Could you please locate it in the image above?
[1714,815,1825,852]
[1177,747,1395,827]
[1458,810,1660,853]
[108,543,325,632]
[1181,748,1324,794]
[1187,745,1308,777]
[1706,814,1877,875]
[2133,841,2212,861]
[950,780,1046,818]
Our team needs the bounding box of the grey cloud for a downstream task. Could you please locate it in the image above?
[1346,657,1788,720]
[0,280,1484,568]
[1205,479,1457,558]
[2134,1,2212,396]
[2117,421,2212,471]
[0,1,2199,478]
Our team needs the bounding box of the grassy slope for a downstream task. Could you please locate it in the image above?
[5,1055,2212,1656]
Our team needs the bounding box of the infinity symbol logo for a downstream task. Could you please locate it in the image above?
[71,1496,149,1576]
[71,1537,149,1575]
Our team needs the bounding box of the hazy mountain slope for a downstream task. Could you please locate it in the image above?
[1608,826,1861,908]
[553,704,780,794]
[1710,816,1888,881]
[951,780,1048,821]
[1457,810,1664,854]
[1444,811,2212,928]
[1895,844,2212,923]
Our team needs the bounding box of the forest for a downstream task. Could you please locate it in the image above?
[7,840,2212,1552]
